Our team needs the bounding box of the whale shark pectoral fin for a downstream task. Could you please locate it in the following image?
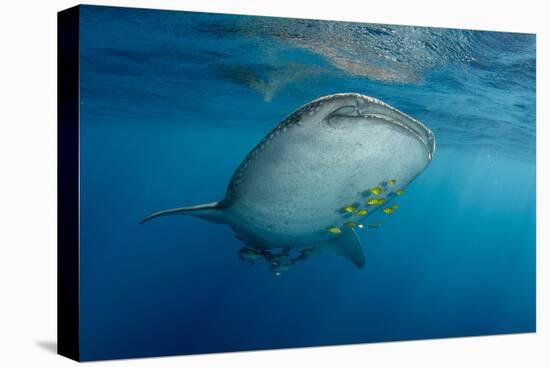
[140,201,226,225]
[323,229,366,268]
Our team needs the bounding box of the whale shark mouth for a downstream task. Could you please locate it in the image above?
[327,94,436,160]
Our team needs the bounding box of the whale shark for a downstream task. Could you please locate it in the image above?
[141,93,435,274]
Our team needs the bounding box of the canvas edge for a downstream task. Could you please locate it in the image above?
[57,4,81,362]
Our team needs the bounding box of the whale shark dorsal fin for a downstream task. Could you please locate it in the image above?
[140,201,226,225]
[323,229,366,268]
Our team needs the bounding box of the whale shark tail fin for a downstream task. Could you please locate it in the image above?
[322,228,366,268]
[140,201,226,225]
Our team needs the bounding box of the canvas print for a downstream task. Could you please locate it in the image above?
[57,5,536,361]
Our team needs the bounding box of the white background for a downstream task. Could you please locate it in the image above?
[0,0,547,365]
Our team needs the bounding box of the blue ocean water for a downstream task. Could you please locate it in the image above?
[77,5,536,361]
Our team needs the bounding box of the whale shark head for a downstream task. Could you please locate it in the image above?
[288,93,435,159]
[141,93,436,274]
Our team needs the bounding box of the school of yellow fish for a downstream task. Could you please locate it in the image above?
[327,179,405,235]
